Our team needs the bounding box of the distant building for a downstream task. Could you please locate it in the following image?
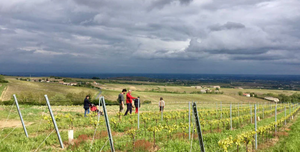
[206,89,212,93]
[200,90,206,93]
[264,97,279,103]
[31,79,38,82]
[213,86,221,89]
[243,93,250,97]
[195,86,202,89]
[70,82,78,86]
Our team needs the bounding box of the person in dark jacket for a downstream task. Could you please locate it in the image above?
[134,97,140,113]
[84,95,91,117]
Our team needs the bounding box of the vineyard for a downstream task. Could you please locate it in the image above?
[0,97,299,152]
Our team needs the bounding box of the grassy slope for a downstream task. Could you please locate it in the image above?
[3,76,299,104]
[266,114,300,151]
[1,77,99,101]
[0,83,7,101]
[100,83,297,103]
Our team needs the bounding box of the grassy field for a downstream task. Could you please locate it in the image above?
[265,114,300,151]
[1,76,300,152]
[99,83,299,104]
[0,83,7,101]
[1,77,99,102]
[0,101,298,152]
[1,76,299,105]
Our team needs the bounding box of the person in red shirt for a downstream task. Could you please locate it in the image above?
[124,90,137,116]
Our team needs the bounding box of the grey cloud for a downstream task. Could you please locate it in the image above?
[1,0,300,74]
[209,22,245,31]
[148,0,193,10]
[0,28,16,34]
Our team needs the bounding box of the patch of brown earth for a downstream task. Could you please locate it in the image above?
[134,140,154,151]
[275,131,289,136]
[0,120,33,128]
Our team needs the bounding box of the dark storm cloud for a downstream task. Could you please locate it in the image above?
[0,0,300,74]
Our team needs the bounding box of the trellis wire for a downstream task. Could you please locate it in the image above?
[30,105,49,149]
[34,129,55,152]
[89,113,101,152]
[100,139,109,152]
[0,126,18,142]
[0,102,15,137]
[0,109,31,143]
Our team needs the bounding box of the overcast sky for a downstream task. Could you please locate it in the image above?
[0,0,300,74]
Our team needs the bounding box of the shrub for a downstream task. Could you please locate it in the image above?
[143,100,151,104]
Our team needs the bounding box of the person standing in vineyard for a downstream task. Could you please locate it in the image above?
[118,89,127,113]
[159,97,165,112]
[124,90,137,116]
[84,95,92,117]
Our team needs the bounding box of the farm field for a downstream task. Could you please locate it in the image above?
[0,77,99,104]
[2,76,299,105]
[1,76,300,151]
[0,101,299,152]
[0,83,7,101]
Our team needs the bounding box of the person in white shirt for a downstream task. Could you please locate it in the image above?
[159,97,165,112]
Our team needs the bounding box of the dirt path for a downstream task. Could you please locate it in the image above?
[0,85,8,101]
[0,120,34,129]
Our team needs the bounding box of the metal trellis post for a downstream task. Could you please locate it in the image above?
[192,102,205,152]
[263,103,264,119]
[101,97,115,152]
[13,94,28,138]
[255,104,257,150]
[220,101,222,119]
[189,102,191,140]
[44,95,64,149]
[138,98,140,129]
[230,103,232,130]
[275,102,277,132]
[285,106,286,125]
[250,104,252,123]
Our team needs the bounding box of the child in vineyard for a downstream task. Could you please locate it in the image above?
[134,97,140,113]
[159,97,165,112]
[91,104,102,115]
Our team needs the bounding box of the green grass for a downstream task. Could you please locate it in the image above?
[0,83,7,101]
[0,103,297,152]
[1,78,99,103]
[101,86,269,104]
[265,114,300,151]
[3,76,299,105]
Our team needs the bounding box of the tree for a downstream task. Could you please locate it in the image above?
[238,91,243,96]
[0,75,8,83]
